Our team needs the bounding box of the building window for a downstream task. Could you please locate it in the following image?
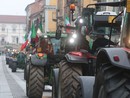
[23,27,26,31]
[12,36,18,44]
[1,24,6,32]
[2,27,5,31]
[12,25,17,32]
[22,25,26,31]
[1,37,5,45]
[12,28,16,32]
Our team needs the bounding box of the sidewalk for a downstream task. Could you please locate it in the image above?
[0,56,13,98]
[0,55,52,98]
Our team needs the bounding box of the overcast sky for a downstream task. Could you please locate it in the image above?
[0,0,35,16]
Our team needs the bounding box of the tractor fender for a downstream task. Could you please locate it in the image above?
[78,76,95,98]
[65,52,88,64]
[53,68,59,98]
[30,54,47,66]
[97,48,130,70]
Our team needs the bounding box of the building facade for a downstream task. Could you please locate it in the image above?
[0,15,26,50]
[25,0,44,33]
[43,0,56,33]
[25,0,57,34]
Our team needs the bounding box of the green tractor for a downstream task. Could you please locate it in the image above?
[8,51,26,72]
[25,33,68,98]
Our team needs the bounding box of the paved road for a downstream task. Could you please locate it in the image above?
[0,55,52,98]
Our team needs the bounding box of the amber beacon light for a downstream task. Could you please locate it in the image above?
[70,4,75,11]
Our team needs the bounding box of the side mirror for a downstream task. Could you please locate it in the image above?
[55,29,61,40]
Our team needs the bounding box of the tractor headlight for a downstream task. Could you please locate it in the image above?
[44,35,48,38]
[8,49,10,51]
[69,33,77,44]
[72,33,77,38]
[69,38,75,44]
[29,54,32,57]
[79,18,83,24]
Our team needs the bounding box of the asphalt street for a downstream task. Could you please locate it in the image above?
[0,55,51,98]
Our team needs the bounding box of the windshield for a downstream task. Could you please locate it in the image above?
[50,38,61,55]
[94,27,120,35]
[91,26,120,43]
[50,37,67,55]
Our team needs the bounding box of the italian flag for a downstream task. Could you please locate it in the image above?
[37,18,43,37]
[31,22,36,38]
[65,15,70,33]
[20,22,36,51]
[65,15,70,26]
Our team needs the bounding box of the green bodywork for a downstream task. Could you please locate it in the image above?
[17,52,26,69]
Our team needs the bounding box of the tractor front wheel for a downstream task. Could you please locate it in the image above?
[27,64,44,98]
[93,63,130,98]
[58,60,82,98]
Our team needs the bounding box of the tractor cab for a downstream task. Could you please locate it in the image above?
[78,8,122,54]
[90,11,122,53]
[93,11,121,40]
[70,7,122,54]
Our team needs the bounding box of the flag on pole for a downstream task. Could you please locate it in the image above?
[31,22,36,38]
[20,29,33,51]
[65,15,70,33]
[37,17,43,37]
[28,30,32,43]
[20,40,28,51]
[24,33,28,41]
[20,33,28,51]
[65,15,70,26]
[39,17,43,32]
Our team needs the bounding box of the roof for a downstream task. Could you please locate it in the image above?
[96,11,117,15]
[0,15,26,24]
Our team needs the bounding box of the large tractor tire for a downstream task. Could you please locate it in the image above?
[58,60,82,98]
[26,63,31,96]
[24,63,29,80]
[24,66,26,80]
[27,64,44,98]
[9,60,12,68]
[11,62,17,72]
[93,63,130,98]
[6,58,9,64]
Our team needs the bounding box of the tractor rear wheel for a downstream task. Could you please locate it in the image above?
[59,60,82,98]
[11,62,17,72]
[24,63,29,80]
[28,64,44,98]
[93,63,130,98]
